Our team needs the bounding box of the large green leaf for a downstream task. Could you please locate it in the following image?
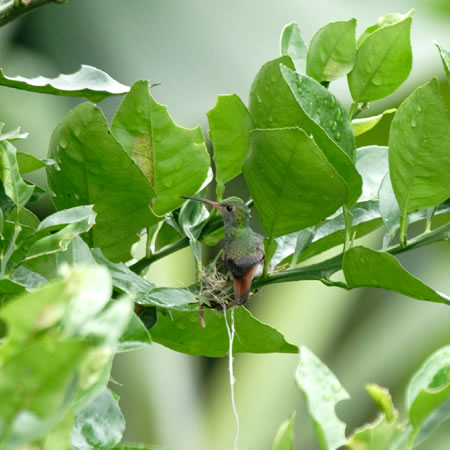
[296,346,349,450]
[0,140,34,207]
[207,94,252,199]
[280,22,307,73]
[343,246,450,304]
[434,41,450,83]
[111,80,210,215]
[72,388,125,450]
[348,12,413,103]
[405,345,450,446]
[244,127,347,237]
[0,65,129,102]
[306,19,356,82]
[47,102,158,262]
[389,78,450,215]
[271,412,296,450]
[150,306,298,357]
[249,57,361,205]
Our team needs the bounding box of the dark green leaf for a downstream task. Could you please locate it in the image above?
[296,346,349,450]
[343,246,450,304]
[348,12,413,102]
[154,219,181,252]
[179,197,209,241]
[47,102,158,262]
[271,411,296,450]
[244,127,347,237]
[111,80,210,215]
[355,146,389,202]
[351,108,396,136]
[208,94,252,199]
[72,388,125,450]
[0,65,129,102]
[118,312,152,352]
[434,41,450,83]
[0,278,26,298]
[0,140,34,207]
[280,22,307,73]
[306,19,356,82]
[16,152,47,174]
[151,307,298,357]
[389,78,450,215]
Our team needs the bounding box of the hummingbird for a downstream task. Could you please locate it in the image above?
[182,196,265,305]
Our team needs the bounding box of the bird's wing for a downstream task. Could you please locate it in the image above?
[225,248,265,278]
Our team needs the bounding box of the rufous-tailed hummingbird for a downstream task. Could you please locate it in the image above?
[182,196,265,305]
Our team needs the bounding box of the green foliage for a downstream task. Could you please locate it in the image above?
[0,7,449,449]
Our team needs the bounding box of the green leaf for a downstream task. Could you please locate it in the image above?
[118,313,152,352]
[355,146,389,201]
[272,411,296,450]
[348,12,413,103]
[378,173,401,237]
[351,108,396,136]
[151,307,298,357]
[366,384,397,422]
[343,246,450,304]
[0,65,129,102]
[0,140,34,207]
[115,445,171,450]
[249,57,361,205]
[306,19,357,82]
[389,78,450,215]
[207,94,252,199]
[154,219,180,251]
[72,388,125,450]
[280,22,307,73]
[41,408,74,450]
[296,346,349,450]
[111,80,210,215]
[0,126,28,142]
[434,41,450,83]
[136,287,199,311]
[179,197,209,241]
[47,102,158,262]
[405,345,450,445]
[244,127,348,237]
[16,152,48,174]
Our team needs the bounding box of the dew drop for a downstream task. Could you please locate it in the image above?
[162,178,174,188]
[256,94,263,104]
[335,108,342,120]
[74,193,80,200]
[330,121,338,131]
[417,105,422,113]
[411,119,416,127]
[335,131,341,141]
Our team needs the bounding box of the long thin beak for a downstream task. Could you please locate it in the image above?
[181,196,222,209]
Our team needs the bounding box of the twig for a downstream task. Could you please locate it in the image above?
[0,0,65,28]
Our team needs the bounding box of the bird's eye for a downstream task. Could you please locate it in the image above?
[226,205,234,212]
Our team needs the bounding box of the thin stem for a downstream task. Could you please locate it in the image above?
[399,213,409,247]
[0,0,65,27]
[343,205,353,252]
[0,224,21,278]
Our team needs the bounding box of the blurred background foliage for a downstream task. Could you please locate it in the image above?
[0,0,449,449]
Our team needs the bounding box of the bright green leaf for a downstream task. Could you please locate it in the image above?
[351,108,396,136]
[0,65,129,102]
[366,384,397,422]
[272,411,296,450]
[118,313,152,352]
[47,102,158,262]
[115,445,171,450]
[42,408,74,450]
[389,78,450,215]
[207,94,252,199]
[151,307,298,357]
[306,19,356,82]
[16,152,47,174]
[111,80,210,215]
[72,388,125,450]
[244,127,348,237]
[348,12,413,103]
[281,22,307,73]
[434,41,450,83]
[0,140,34,207]
[343,246,450,304]
[296,346,349,450]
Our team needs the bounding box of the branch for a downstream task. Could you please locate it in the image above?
[0,0,65,27]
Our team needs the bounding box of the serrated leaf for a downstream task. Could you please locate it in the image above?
[351,108,396,136]
[151,306,298,357]
[0,140,34,207]
[47,102,159,262]
[111,80,210,215]
[348,12,413,103]
[343,246,450,304]
[306,19,357,82]
[281,22,307,73]
[272,411,296,450]
[296,346,349,450]
[244,127,347,237]
[207,94,252,199]
[72,388,125,450]
[0,65,129,102]
[434,41,450,83]
[389,78,450,215]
